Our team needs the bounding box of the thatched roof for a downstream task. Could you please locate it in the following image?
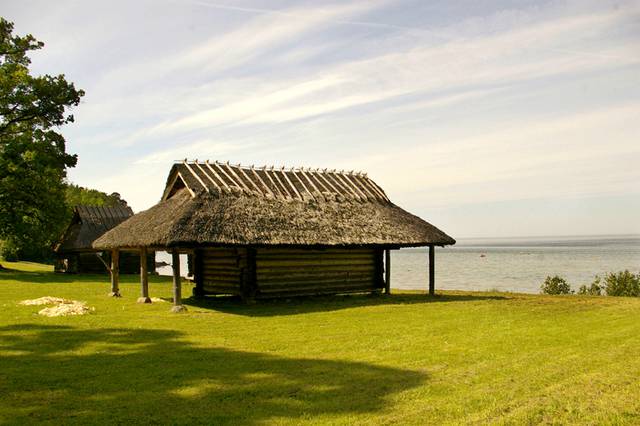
[93,161,455,249]
[55,205,134,253]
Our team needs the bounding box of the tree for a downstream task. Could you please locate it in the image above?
[0,18,84,263]
[65,183,129,212]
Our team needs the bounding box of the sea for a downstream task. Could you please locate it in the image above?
[158,235,640,294]
[393,235,640,293]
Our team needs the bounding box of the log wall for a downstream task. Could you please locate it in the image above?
[199,247,383,298]
[255,247,381,297]
[201,247,244,295]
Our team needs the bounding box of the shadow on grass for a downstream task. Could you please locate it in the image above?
[0,324,425,424]
[0,270,170,285]
[184,292,507,317]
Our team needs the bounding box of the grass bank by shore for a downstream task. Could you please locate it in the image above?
[1,261,639,424]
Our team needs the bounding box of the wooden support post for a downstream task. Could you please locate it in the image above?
[137,247,151,303]
[192,249,204,298]
[240,248,257,303]
[171,249,187,313]
[385,249,391,294]
[428,245,435,296]
[109,249,121,297]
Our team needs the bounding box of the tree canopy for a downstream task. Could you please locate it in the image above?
[0,18,84,262]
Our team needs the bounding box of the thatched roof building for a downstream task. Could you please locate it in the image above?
[93,160,455,310]
[54,205,154,274]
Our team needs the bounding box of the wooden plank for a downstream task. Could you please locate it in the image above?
[224,163,251,192]
[171,249,187,312]
[333,172,363,201]
[429,245,435,296]
[194,161,221,192]
[204,161,231,191]
[258,272,374,283]
[183,161,209,193]
[269,168,293,199]
[193,249,205,298]
[256,258,375,267]
[259,284,375,294]
[262,167,285,199]
[250,167,274,197]
[255,247,373,255]
[281,168,303,200]
[238,166,263,194]
[110,249,121,297]
[385,249,391,294]
[257,264,376,274]
[137,247,151,303]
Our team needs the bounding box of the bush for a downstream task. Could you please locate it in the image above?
[578,276,603,296]
[604,270,640,297]
[0,239,19,262]
[540,275,573,295]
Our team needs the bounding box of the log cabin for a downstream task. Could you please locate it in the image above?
[93,160,455,311]
[54,205,155,274]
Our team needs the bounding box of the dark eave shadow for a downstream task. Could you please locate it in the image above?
[183,292,507,317]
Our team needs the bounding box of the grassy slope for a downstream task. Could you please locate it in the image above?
[1,261,639,425]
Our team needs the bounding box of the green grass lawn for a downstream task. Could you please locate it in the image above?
[1,261,639,425]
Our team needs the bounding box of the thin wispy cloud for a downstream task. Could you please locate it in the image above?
[3,0,639,236]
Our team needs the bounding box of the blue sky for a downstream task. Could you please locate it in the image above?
[4,0,640,238]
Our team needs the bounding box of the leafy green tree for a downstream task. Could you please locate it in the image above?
[65,183,129,211]
[0,18,84,263]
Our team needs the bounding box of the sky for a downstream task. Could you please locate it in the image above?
[3,0,640,238]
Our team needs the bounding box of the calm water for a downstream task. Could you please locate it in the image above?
[393,235,640,293]
[158,235,640,294]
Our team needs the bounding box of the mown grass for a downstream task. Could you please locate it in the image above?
[1,261,640,425]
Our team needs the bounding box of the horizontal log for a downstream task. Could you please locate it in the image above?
[202,257,238,263]
[257,264,375,274]
[204,280,240,287]
[256,248,373,256]
[203,285,239,291]
[258,285,376,296]
[257,272,373,285]
[255,254,375,262]
[202,266,241,273]
[203,249,238,256]
[256,258,375,268]
[202,272,241,281]
[258,280,375,291]
[203,289,240,295]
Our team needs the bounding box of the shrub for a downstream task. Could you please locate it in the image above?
[540,275,573,294]
[578,276,604,296]
[604,270,640,297]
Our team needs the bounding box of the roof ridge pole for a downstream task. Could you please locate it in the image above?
[204,161,231,192]
[343,171,369,200]
[261,166,283,199]
[350,174,378,200]
[194,161,222,192]
[315,169,343,196]
[270,167,293,199]
[291,168,313,200]
[238,166,264,195]
[309,169,331,193]
[331,170,362,201]
[299,167,321,193]
[250,166,275,197]
[362,176,389,201]
[281,167,303,200]
[222,162,252,192]
[183,160,209,193]
[212,162,240,190]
